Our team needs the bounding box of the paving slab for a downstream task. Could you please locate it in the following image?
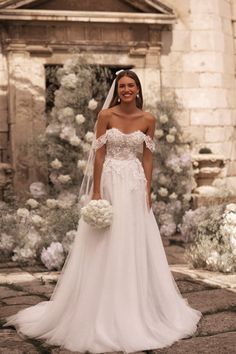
[0,328,38,354]
[198,311,236,336]
[186,288,236,314]
[2,294,45,306]
[152,332,236,354]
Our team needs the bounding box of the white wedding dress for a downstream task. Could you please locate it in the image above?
[5,128,201,353]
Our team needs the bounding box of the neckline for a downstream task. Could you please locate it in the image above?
[107,127,146,136]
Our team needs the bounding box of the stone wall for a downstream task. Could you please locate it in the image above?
[161,0,236,185]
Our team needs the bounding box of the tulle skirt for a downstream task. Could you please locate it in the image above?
[4,158,201,353]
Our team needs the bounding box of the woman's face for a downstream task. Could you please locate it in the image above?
[117,75,139,104]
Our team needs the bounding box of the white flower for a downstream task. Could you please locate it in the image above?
[31,215,43,226]
[224,212,236,225]
[46,199,58,209]
[17,208,30,218]
[58,107,75,123]
[85,131,94,143]
[160,222,176,237]
[57,191,77,209]
[159,114,169,124]
[30,182,47,199]
[230,234,236,250]
[77,160,87,172]
[12,247,36,262]
[58,174,71,184]
[226,203,236,213]
[45,123,61,137]
[206,251,219,267]
[82,142,91,153]
[62,230,77,253]
[154,129,164,139]
[169,192,177,200]
[0,233,15,253]
[26,198,39,209]
[158,187,168,197]
[183,193,192,201]
[158,174,168,186]
[166,134,175,143]
[41,242,65,270]
[81,199,113,229]
[88,98,98,111]
[169,127,177,135]
[60,126,76,141]
[50,158,62,169]
[75,114,86,125]
[151,192,157,202]
[26,229,41,247]
[69,135,81,146]
[61,73,78,89]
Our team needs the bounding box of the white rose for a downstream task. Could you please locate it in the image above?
[45,123,61,137]
[166,134,175,143]
[158,187,168,197]
[31,215,43,226]
[88,98,98,111]
[50,158,62,169]
[225,212,236,225]
[58,107,75,122]
[154,129,164,139]
[17,208,30,218]
[169,127,177,135]
[82,142,91,153]
[169,192,177,200]
[26,198,39,209]
[61,73,78,89]
[46,199,58,209]
[75,114,85,125]
[85,131,94,143]
[77,160,87,172]
[226,203,236,213]
[58,174,71,184]
[159,114,168,124]
[69,136,81,146]
[60,126,76,141]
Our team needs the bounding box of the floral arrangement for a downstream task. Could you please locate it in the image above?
[183,203,236,273]
[149,99,195,237]
[81,199,113,229]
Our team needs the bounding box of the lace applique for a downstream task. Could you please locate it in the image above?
[144,135,155,153]
[103,159,147,191]
[92,133,107,150]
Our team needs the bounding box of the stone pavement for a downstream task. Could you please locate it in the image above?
[0,244,236,354]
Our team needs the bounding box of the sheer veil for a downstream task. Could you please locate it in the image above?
[78,70,123,205]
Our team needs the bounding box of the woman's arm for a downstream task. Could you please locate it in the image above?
[142,114,156,208]
[92,110,109,200]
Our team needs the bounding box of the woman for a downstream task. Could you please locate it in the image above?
[4,70,201,353]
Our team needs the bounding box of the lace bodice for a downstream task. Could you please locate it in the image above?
[93,128,155,160]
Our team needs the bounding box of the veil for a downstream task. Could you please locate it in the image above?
[78,70,123,205]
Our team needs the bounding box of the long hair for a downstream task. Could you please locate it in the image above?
[109,70,143,109]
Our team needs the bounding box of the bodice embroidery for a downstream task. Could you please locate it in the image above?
[92,128,155,156]
[92,128,153,191]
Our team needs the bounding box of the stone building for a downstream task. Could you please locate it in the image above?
[0,0,235,196]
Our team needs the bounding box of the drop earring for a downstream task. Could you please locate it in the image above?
[117,97,121,102]
[137,93,140,98]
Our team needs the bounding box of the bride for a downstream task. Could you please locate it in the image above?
[4,70,201,353]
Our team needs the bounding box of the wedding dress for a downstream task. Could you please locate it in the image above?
[5,127,201,353]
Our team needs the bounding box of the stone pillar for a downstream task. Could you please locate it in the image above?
[7,50,47,194]
[0,28,9,163]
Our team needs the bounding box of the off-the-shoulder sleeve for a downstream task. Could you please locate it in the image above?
[144,135,155,152]
[92,132,107,150]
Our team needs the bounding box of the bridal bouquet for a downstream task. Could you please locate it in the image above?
[81,199,113,229]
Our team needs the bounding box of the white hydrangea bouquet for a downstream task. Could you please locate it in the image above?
[81,199,113,229]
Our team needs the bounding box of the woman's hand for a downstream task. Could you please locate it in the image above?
[92,192,101,200]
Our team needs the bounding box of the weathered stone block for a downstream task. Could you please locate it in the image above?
[205,127,225,142]
[190,0,220,15]
[207,141,232,156]
[191,110,216,126]
[191,31,224,52]
[178,110,190,126]
[161,52,183,72]
[199,73,222,87]
[162,72,199,88]
[176,88,228,109]
[182,52,223,72]
[189,14,221,30]
[171,30,191,51]
[182,126,205,143]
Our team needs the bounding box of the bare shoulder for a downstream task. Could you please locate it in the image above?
[143,111,156,128]
[98,108,112,121]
